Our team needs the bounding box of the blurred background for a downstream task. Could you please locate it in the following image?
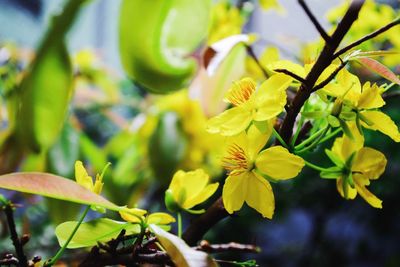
[0,0,399,266]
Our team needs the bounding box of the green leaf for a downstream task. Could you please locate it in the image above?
[339,111,357,121]
[356,57,400,85]
[324,149,344,167]
[119,0,212,93]
[55,218,140,249]
[327,115,340,128]
[149,225,218,267]
[17,41,73,151]
[345,49,399,61]
[0,172,123,212]
[339,119,354,140]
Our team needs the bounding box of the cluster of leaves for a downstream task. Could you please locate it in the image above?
[0,0,399,266]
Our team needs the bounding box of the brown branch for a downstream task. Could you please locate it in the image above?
[333,17,400,59]
[246,45,270,79]
[278,0,365,144]
[78,247,172,267]
[195,240,260,254]
[312,60,348,91]
[298,0,331,42]
[182,197,229,246]
[3,204,29,267]
[274,69,306,83]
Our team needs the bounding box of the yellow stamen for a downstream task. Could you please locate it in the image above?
[222,143,249,175]
[225,78,256,106]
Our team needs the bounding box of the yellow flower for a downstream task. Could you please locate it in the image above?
[74,161,110,195]
[120,208,175,226]
[222,125,304,218]
[324,69,400,142]
[326,125,387,208]
[207,74,292,136]
[165,169,219,212]
[259,0,285,14]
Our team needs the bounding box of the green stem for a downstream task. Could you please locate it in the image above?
[318,128,341,144]
[177,212,182,238]
[272,127,289,148]
[290,116,305,148]
[295,126,329,154]
[44,206,90,267]
[303,160,329,172]
[295,126,328,150]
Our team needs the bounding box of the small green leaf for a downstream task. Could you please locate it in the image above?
[327,115,340,128]
[339,119,354,140]
[149,225,218,267]
[324,149,344,167]
[0,172,123,212]
[345,49,399,61]
[55,218,140,249]
[339,111,357,121]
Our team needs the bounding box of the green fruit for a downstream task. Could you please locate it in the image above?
[119,0,212,94]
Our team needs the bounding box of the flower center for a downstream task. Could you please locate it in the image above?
[225,78,256,106]
[222,143,251,175]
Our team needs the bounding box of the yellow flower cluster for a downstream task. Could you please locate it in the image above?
[207,76,305,218]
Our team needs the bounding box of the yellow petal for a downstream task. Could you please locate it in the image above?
[352,147,387,180]
[247,124,271,160]
[254,74,291,121]
[245,171,275,219]
[361,110,400,142]
[93,180,103,195]
[267,60,306,79]
[224,78,256,106]
[255,146,304,180]
[222,173,247,214]
[169,170,185,204]
[207,106,252,136]
[172,169,211,209]
[357,82,385,109]
[120,208,147,223]
[354,181,382,209]
[74,161,94,191]
[183,182,219,209]
[147,212,176,225]
[331,123,364,160]
[336,177,357,199]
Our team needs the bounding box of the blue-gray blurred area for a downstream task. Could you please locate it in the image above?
[0,0,122,70]
[1,1,400,267]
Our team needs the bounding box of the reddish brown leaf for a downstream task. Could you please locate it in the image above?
[357,57,400,85]
[0,172,121,211]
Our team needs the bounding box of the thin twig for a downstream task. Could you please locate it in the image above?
[312,60,348,91]
[298,0,331,42]
[3,204,28,267]
[333,17,400,59]
[195,240,260,254]
[274,69,306,83]
[246,45,270,79]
